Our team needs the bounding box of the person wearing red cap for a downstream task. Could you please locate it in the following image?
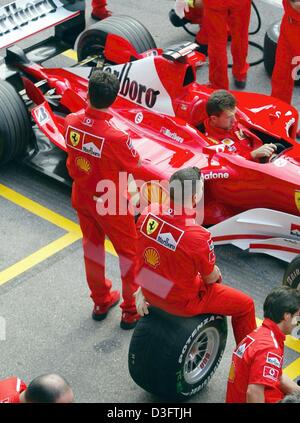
[64,70,141,329]
[226,287,300,403]
[271,0,300,138]
[135,167,257,346]
[91,0,111,20]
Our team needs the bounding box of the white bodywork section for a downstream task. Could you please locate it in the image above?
[210,208,300,262]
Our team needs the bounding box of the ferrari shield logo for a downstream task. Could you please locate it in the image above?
[70,130,81,147]
[147,218,159,235]
[295,191,300,214]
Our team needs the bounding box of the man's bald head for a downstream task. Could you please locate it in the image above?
[22,374,74,403]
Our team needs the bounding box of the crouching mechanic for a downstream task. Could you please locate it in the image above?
[64,70,141,329]
[201,90,279,161]
[0,374,73,403]
[226,287,300,403]
[134,167,257,345]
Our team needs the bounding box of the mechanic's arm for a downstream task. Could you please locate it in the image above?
[250,144,277,160]
[203,265,222,284]
[280,374,300,395]
[196,233,222,284]
[246,384,265,403]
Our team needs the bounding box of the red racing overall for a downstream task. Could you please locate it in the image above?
[136,204,256,344]
[204,118,262,160]
[65,107,140,313]
[271,0,300,104]
[184,4,208,45]
[226,318,286,403]
[0,377,27,403]
[203,0,252,89]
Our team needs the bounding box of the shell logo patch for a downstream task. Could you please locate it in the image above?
[295,191,300,214]
[70,130,81,147]
[144,247,160,268]
[142,182,169,206]
[76,156,91,173]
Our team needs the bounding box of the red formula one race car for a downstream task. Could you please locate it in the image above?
[1,9,300,266]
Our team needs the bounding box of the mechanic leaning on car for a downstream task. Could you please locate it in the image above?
[271,1,300,108]
[134,167,257,345]
[202,90,279,161]
[64,70,141,330]
[226,287,300,403]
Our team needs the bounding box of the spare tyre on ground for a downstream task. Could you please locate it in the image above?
[128,306,227,400]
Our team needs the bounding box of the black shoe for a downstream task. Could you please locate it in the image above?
[169,9,190,27]
[91,10,112,21]
[195,43,208,56]
[120,312,140,330]
[92,290,120,321]
[234,78,247,89]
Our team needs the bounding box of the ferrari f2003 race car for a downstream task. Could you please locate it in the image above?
[0,6,300,266]
[1,2,300,402]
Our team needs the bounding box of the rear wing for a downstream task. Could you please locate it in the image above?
[0,0,85,49]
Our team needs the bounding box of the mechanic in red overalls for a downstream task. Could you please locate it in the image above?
[203,90,278,161]
[64,70,141,329]
[271,0,300,138]
[91,0,111,20]
[226,287,300,403]
[202,0,252,90]
[0,374,73,403]
[134,167,257,345]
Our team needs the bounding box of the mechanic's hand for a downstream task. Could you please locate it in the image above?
[174,0,192,18]
[215,265,223,284]
[133,287,149,316]
[251,143,277,160]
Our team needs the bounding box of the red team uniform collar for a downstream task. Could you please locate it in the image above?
[204,117,237,138]
[262,318,286,346]
[85,107,112,121]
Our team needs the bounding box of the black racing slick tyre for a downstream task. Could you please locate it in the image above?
[283,255,300,290]
[264,20,300,86]
[128,307,227,400]
[0,80,32,166]
[76,15,157,62]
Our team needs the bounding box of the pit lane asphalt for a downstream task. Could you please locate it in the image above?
[0,0,299,403]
